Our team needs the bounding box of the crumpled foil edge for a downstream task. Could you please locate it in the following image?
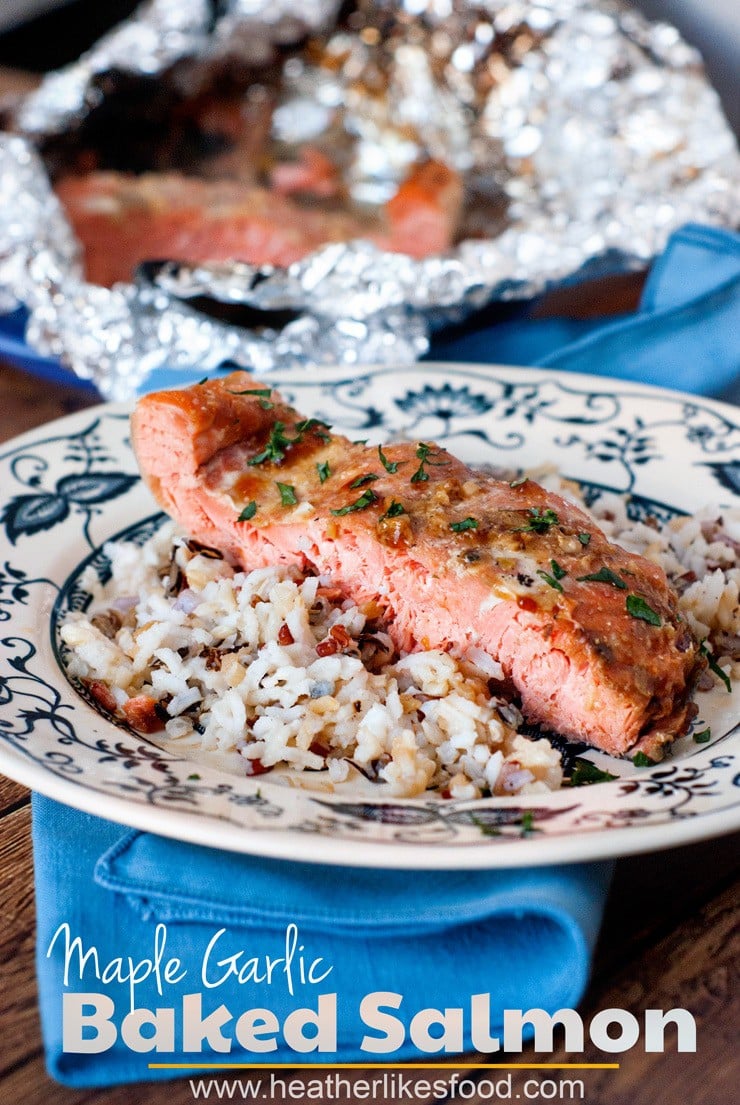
[0,0,738,400]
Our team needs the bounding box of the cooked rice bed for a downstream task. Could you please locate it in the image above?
[61,522,562,799]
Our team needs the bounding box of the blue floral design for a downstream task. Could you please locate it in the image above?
[2,472,138,546]
[0,417,138,548]
[395,383,493,422]
[0,561,57,623]
[704,461,740,496]
[556,421,658,492]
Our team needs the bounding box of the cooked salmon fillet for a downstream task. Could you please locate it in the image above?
[55,160,462,286]
[131,372,702,760]
[54,173,371,287]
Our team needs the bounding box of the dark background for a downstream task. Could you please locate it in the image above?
[0,0,139,70]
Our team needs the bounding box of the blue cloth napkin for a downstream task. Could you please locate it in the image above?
[33,795,611,1087]
[429,223,740,399]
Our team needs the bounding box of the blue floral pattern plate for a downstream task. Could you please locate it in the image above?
[1,363,739,868]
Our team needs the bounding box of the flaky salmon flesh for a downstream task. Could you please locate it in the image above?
[131,372,703,761]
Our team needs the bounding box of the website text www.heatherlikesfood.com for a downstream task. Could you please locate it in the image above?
[187,1070,589,1102]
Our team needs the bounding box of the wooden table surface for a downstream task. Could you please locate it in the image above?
[0,360,737,1104]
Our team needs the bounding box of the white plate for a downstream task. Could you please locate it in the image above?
[1,363,739,867]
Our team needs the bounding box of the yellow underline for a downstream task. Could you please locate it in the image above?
[148,1062,619,1071]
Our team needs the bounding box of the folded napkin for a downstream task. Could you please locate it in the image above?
[33,795,611,1087]
[430,223,740,399]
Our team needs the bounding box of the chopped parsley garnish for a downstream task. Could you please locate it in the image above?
[197,377,208,386]
[276,482,298,507]
[693,727,711,744]
[568,758,618,786]
[537,569,564,592]
[626,594,662,626]
[295,417,331,442]
[248,421,295,466]
[516,507,560,534]
[509,475,528,488]
[249,417,332,466]
[353,438,369,446]
[700,641,732,692]
[237,501,258,522]
[378,444,401,474]
[577,566,627,589]
[550,559,567,580]
[350,473,380,489]
[187,773,201,780]
[632,751,655,767]
[227,386,274,410]
[577,532,592,546]
[537,559,567,591]
[450,517,479,533]
[410,442,448,484]
[317,461,331,484]
[331,488,379,516]
[379,500,406,523]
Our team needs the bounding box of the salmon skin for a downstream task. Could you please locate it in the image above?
[132,372,702,761]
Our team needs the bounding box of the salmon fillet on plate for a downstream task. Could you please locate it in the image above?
[131,372,703,762]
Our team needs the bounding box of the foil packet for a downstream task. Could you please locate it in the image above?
[0,0,738,400]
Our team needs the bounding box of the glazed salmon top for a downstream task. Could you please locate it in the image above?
[132,372,702,759]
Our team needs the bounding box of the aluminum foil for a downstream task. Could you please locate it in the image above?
[15,0,344,136]
[1,0,738,400]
